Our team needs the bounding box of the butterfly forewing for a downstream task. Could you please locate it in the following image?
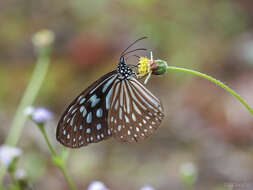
[57,71,117,148]
[108,77,164,142]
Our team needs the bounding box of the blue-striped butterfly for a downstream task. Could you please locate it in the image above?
[57,37,164,148]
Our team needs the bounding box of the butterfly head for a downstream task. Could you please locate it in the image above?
[117,56,134,80]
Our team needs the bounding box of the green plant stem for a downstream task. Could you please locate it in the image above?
[38,124,77,190]
[59,166,77,190]
[38,124,57,156]
[0,165,7,190]
[167,66,253,115]
[0,48,52,187]
[6,49,51,146]
[9,170,20,190]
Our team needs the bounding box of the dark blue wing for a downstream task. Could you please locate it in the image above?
[57,71,117,148]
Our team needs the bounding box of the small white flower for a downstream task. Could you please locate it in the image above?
[15,169,27,179]
[32,29,55,48]
[0,145,22,168]
[180,162,197,177]
[24,106,35,116]
[32,108,53,124]
[140,185,155,190]
[87,181,108,190]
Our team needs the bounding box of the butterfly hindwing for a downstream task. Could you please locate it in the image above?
[108,77,164,142]
[56,71,117,148]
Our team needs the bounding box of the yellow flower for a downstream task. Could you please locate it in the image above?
[138,57,151,77]
[137,52,168,84]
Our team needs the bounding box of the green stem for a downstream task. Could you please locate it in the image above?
[6,49,51,146]
[38,124,57,156]
[0,165,5,189]
[0,48,51,188]
[59,166,77,190]
[167,66,253,115]
[38,124,77,190]
[9,171,20,190]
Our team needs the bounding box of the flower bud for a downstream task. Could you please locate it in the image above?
[0,145,22,169]
[180,162,197,188]
[87,181,108,190]
[32,29,55,49]
[150,59,168,75]
[32,108,53,124]
[140,185,155,190]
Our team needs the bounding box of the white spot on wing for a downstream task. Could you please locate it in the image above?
[79,98,86,104]
[125,115,130,123]
[87,112,92,123]
[112,81,120,104]
[82,108,87,117]
[96,108,103,118]
[96,123,102,130]
[132,113,136,121]
[119,108,122,120]
[133,102,141,115]
[102,75,117,93]
[71,108,77,114]
[145,116,150,120]
[89,94,100,108]
[86,128,91,134]
[70,114,76,126]
[89,75,115,95]
[120,81,124,107]
[106,87,113,110]
[114,100,119,110]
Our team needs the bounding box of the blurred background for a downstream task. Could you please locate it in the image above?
[1,0,253,189]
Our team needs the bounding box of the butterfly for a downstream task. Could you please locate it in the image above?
[56,37,164,148]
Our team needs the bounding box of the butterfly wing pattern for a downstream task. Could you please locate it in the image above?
[57,71,118,148]
[108,77,164,142]
[57,47,165,148]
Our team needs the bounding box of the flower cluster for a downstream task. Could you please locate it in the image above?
[24,106,53,124]
[87,181,109,190]
[87,181,155,190]
[138,57,151,77]
[0,145,22,168]
[137,52,168,84]
[140,185,155,190]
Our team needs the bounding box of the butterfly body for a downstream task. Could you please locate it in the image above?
[117,57,135,80]
[57,40,164,148]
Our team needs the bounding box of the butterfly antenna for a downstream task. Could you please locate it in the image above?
[121,48,147,58]
[133,54,140,58]
[120,37,148,57]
